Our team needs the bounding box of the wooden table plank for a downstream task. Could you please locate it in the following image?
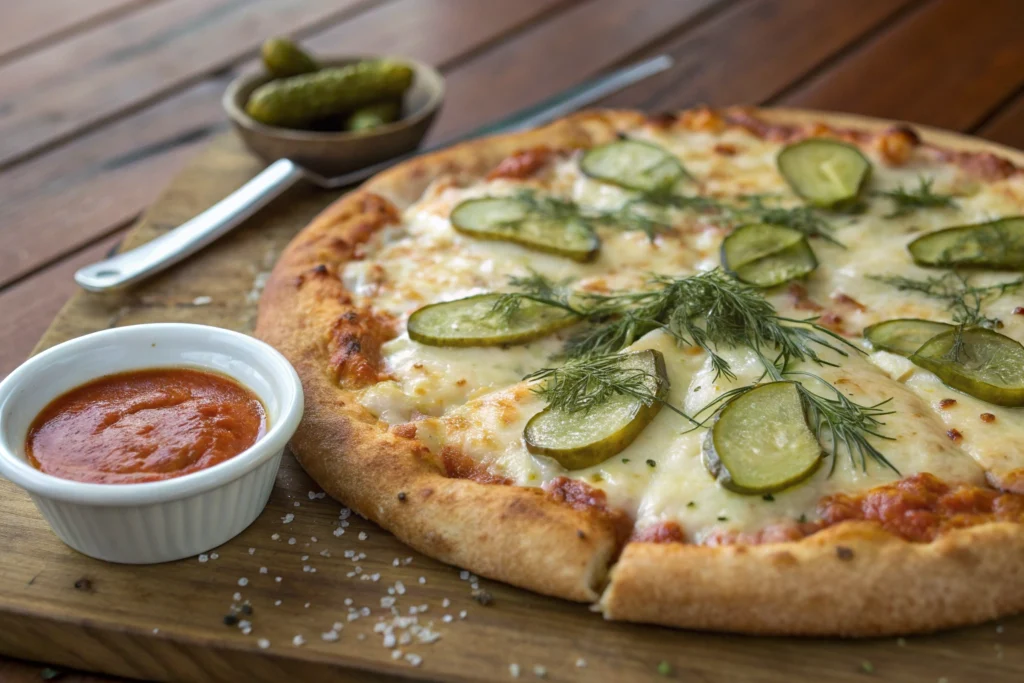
[0,0,575,292]
[422,0,726,144]
[776,0,1024,131]
[0,0,376,170]
[601,0,917,111]
[0,234,124,377]
[0,0,152,64]
[977,91,1024,150]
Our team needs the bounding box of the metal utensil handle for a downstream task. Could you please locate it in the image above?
[74,159,303,292]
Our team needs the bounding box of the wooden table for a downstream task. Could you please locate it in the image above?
[0,0,1022,680]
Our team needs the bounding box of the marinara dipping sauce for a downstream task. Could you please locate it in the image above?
[25,368,267,484]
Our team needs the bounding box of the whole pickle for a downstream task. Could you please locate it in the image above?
[261,37,319,78]
[246,61,414,128]
[345,100,402,131]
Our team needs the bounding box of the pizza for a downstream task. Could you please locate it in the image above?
[256,107,1024,635]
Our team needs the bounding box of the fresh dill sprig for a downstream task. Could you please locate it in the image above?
[511,189,671,240]
[566,270,856,380]
[518,269,894,473]
[870,271,1023,329]
[870,271,1023,361]
[524,353,693,422]
[490,271,580,322]
[876,176,957,218]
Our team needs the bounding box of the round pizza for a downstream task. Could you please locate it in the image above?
[256,107,1024,635]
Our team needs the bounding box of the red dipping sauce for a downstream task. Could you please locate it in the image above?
[26,368,267,484]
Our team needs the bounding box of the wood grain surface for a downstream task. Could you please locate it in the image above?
[1,0,1023,680]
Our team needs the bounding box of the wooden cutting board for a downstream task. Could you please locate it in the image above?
[1,133,1021,683]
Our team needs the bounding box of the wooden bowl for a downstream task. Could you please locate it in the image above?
[223,56,444,177]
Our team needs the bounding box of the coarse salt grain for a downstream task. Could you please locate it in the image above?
[533,665,547,678]
[339,508,352,519]
[442,598,450,608]
[258,638,270,649]
[459,571,470,580]
[192,296,212,306]
[459,610,467,619]
[358,532,368,541]
[311,536,318,543]
[238,578,248,587]
[333,528,344,537]
[293,501,300,507]
[282,514,294,524]
[275,577,282,583]
[271,533,280,541]
[344,598,353,606]
[405,653,423,667]
[418,577,426,584]
[383,633,397,648]
[442,615,453,623]
[395,581,406,595]
[333,622,344,631]
[210,552,219,560]
[576,658,587,668]
[241,626,252,635]
[248,548,255,555]
[509,663,521,678]
[301,554,309,561]
[392,650,403,660]
[275,600,282,606]
[198,554,208,563]
[292,635,305,647]
[259,567,268,574]
[288,537,296,545]
[321,630,339,642]
[233,592,242,601]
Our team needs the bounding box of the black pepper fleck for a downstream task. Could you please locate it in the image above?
[646,459,657,468]
[836,546,854,561]
[73,578,92,592]
[397,492,407,502]
[717,515,728,522]
[798,514,808,523]
[240,602,253,615]
[40,668,63,681]
[762,493,775,502]
[472,589,494,606]
[686,501,696,508]
[223,614,239,626]
[576,529,586,539]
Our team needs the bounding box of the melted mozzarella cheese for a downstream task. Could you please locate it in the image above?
[345,122,1024,539]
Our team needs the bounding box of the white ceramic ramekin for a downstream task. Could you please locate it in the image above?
[0,323,303,564]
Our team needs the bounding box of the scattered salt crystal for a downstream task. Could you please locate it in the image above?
[233,592,242,601]
[383,633,397,648]
[303,565,311,573]
[533,665,547,678]
[339,508,352,519]
[405,653,423,667]
[395,581,406,595]
[576,658,587,668]
[192,296,212,306]
[381,597,396,608]
[288,537,296,545]
[275,577,282,583]
[305,602,310,608]
[358,532,368,541]
[321,630,339,642]
[241,626,252,635]
[152,628,159,634]
[238,578,248,587]
[442,615,453,623]
[393,558,400,567]
[271,533,280,541]
[997,625,1005,633]
[358,634,366,641]
[275,600,282,606]
[459,610,467,619]
[301,555,309,561]
[282,513,294,524]
[510,663,521,678]
[238,620,251,630]
[311,536,318,543]
[360,607,370,616]
[259,567,268,574]
[333,527,345,537]
[333,622,344,631]
[293,502,300,507]
[198,554,209,563]
[210,552,219,560]
[459,571,470,580]
[442,598,450,608]
[248,548,255,555]
[292,635,306,647]
[344,598,353,606]
[418,577,426,585]
[404,557,413,565]
[257,638,270,649]
[371,573,380,582]
[392,650,403,660]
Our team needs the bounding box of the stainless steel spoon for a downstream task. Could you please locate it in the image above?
[74,55,672,292]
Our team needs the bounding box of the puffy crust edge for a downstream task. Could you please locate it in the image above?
[601,522,1024,635]
[257,106,1024,631]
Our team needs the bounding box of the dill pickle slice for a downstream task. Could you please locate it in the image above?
[450,197,600,262]
[909,327,1024,406]
[907,217,1024,270]
[777,139,871,208]
[720,223,818,288]
[524,350,668,469]
[407,294,577,347]
[863,318,953,357]
[702,382,823,495]
[579,139,688,193]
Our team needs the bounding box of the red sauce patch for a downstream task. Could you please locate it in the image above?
[439,446,511,485]
[818,473,1024,542]
[486,146,553,181]
[26,369,266,484]
[545,476,633,544]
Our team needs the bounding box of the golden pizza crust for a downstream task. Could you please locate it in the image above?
[257,107,1024,633]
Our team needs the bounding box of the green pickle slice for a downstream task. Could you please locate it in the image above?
[579,140,688,193]
[777,139,871,208]
[450,197,600,262]
[910,327,1024,406]
[407,294,577,347]
[720,223,818,288]
[703,382,823,495]
[907,217,1024,270]
[524,350,668,469]
[863,318,953,357]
